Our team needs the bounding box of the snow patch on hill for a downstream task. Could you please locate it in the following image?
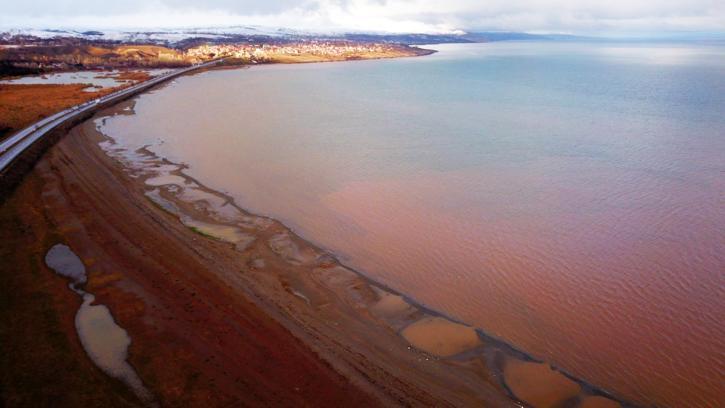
[0,26,305,44]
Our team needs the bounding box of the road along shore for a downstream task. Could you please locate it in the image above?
[0,60,222,200]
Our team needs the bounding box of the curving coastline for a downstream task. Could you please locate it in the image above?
[1,60,631,406]
[86,92,628,407]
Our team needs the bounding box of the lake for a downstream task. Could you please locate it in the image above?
[99,41,725,407]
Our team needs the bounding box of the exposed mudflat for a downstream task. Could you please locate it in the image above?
[503,358,582,408]
[401,317,482,357]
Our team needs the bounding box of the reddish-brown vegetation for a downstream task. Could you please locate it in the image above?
[0,84,110,139]
[0,70,151,140]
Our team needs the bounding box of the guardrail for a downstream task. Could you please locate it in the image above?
[0,59,222,181]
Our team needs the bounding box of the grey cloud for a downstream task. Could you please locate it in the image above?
[1,0,724,33]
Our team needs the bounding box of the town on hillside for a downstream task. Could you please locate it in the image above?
[0,37,426,76]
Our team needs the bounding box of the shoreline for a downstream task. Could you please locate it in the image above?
[89,101,509,406]
[88,90,628,407]
[1,55,627,407]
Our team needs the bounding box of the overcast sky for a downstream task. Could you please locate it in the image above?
[2,0,724,35]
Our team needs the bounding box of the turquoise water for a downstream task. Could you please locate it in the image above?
[101,42,725,407]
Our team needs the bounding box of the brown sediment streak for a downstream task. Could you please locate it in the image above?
[76,99,628,407]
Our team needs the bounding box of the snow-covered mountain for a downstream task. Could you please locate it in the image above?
[0,26,480,46]
[0,26,310,44]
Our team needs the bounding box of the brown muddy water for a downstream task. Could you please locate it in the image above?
[96,42,725,406]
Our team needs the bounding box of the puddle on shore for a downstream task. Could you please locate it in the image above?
[401,316,482,357]
[310,266,378,310]
[145,174,193,187]
[145,188,256,250]
[98,118,270,247]
[145,189,182,214]
[45,244,155,405]
[269,232,324,266]
[181,216,255,249]
[45,244,87,284]
[370,289,416,318]
[177,188,243,223]
[503,358,581,408]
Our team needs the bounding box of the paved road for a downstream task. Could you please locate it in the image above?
[0,59,221,174]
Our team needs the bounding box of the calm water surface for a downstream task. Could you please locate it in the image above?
[101,42,725,407]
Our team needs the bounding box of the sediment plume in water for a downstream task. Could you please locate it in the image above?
[45,244,156,406]
[401,316,482,357]
[92,107,625,408]
[503,357,582,408]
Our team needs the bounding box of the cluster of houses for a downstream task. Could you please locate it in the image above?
[185,41,391,61]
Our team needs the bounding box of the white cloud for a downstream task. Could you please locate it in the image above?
[1,0,723,34]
